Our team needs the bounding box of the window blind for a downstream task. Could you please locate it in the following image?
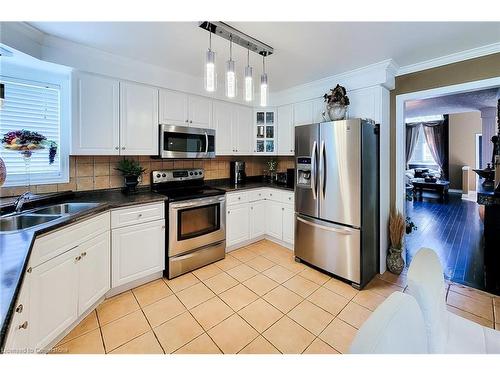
[0,77,62,186]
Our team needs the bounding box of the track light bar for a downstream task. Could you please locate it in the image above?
[199,22,274,57]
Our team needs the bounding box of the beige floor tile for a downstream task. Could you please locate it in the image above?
[243,274,279,296]
[303,338,339,354]
[323,278,358,300]
[377,271,407,288]
[192,263,223,281]
[176,282,215,309]
[214,255,242,271]
[203,272,239,294]
[365,277,403,297]
[288,300,334,335]
[239,335,280,354]
[219,284,259,311]
[101,310,150,352]
[208,314,258,353]
[447,305,494,328]
[280,258,307,273]
[283,275,320,298]
[245,255,275,272]
[174,333,222,354]
[319,318,358,354]
[164,273,199,293]
[338,302,372,329]
[109,331,164,354]
[132,279,173,307]
[307,287,349,316]
[154,311,204,353]
[263,285,303,313]
[238,298,283,333]
[226,263,259,282]
[142,294,186,327]
[53,328,104,354]
[58,311,99,345]
[262,265,296,284]
[447,291,493,321]
[449,284,493,305]
[299,267,331,285]
[96,291,140,326]
[263,316,315,354]
[352,289,387,311]
[230,247,258,262]
[190,297,234,330]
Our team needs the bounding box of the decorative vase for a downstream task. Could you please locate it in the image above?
[123,175,140,193]
[387,247,405,275]
[326,103,348,121]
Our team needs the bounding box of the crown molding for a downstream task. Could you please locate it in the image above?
[397,42,500,76]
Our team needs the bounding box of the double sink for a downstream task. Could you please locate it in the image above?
[0,202,100,233]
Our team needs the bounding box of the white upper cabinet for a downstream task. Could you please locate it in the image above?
[120,82,159,155]
[213,101,233,155]
[277,104,294,155]
[72,72,120,155]
[233,105,253,154]
[159,89,188,125]
[188,95,213,128]
[293,100,314,126]
[159,89,213,128]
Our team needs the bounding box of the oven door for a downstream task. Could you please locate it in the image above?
[169,195,226,257]
[160,124,215,158]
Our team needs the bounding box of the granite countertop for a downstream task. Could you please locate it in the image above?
[0,188,167,351]
[208,177,294,192]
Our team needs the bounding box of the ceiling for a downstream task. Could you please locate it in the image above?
[29,22,500,92]
[405,87,500,118]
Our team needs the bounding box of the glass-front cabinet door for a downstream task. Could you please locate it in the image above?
[254,109,276,155]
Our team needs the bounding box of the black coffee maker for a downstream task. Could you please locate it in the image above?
[230,161,246,185]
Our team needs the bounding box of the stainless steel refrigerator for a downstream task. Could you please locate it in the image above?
[294,119,379,289]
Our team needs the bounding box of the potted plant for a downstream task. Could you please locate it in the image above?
[405,217,418,234]
[323,84,350,121]
[267,158,278,182]
[387,210,405,274]
[115,159,146,193]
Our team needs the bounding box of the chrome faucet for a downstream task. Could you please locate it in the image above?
[14,192,33,213]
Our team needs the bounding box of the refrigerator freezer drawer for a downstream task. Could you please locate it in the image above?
[294,215,360,284]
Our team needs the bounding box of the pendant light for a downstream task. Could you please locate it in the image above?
[204,31,216,92]
[260,54,268,107]
[225,35,236,98]
[244,45,253,102]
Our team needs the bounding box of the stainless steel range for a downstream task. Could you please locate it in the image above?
[151,168,226,279]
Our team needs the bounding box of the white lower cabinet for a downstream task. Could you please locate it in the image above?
[226,204,250,247]
[249,200,266,238]
[282,206,295,244]
[111,219,165,287]
[265,200,283,239]
[4,273,31,353]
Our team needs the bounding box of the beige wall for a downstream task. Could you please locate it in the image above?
[448,111,482,190]
[390,53,500,207]
[0,155,295,198]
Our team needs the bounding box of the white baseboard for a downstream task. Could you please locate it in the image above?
[106,271,164,298]
[226,235,293,253]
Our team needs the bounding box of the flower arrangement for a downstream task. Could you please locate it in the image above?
[2,129,58,164]
[389,210,405,250]
[267,159,278,172]
[115,158,146,177]
[323,84,350,106]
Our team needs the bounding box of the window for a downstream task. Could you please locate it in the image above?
[409,126,437,166]
[0,76,68,187]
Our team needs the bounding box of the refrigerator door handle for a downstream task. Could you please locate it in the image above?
[311,141,318,200]
[296,216,356,235]
[319,140,326,199]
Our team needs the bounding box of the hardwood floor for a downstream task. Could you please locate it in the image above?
[405,192,485,291]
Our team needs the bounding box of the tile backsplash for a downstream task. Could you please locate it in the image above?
[0,155,294,198]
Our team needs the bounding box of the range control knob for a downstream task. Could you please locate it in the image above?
[162,173,166,177]
[156,174,161,178]
[194,172,198,175]
[190,172,194,176]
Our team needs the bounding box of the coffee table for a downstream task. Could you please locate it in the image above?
[412,179,450,201]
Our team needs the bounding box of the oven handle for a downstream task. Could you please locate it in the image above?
[205,132,209,154]
[170,196,225,209]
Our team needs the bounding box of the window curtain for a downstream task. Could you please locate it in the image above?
[405,123,420,167]
[422,115,449,180]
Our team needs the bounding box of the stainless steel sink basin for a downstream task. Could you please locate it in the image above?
[31,202,100,215]
[0,214,61,232]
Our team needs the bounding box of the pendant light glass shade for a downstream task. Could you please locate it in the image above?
[226,36,236,98]
[205,49,216,92]
[244,47,253,102]
[260,55,268,107]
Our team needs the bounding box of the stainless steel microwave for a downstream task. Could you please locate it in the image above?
[159,124,215,159]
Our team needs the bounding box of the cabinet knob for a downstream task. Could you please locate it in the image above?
[238,197,241,200]
[121,147,125,150]
[282,207,285,211]
[138,213,143,218]
[26,267,32,274]
[190,120,193,123]
[227,211,230,214]
[15,304,23,313]
[185,120,189,123]
[115,146,119,150]
[18,321,28,330]
[75,255,82,262]
[162,225,166,229]
[81,252,87,257]
[251,206,253,210]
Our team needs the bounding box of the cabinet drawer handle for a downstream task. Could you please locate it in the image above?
[18,321,28,330]
[81,252,87,257]
[15,304,23,313]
